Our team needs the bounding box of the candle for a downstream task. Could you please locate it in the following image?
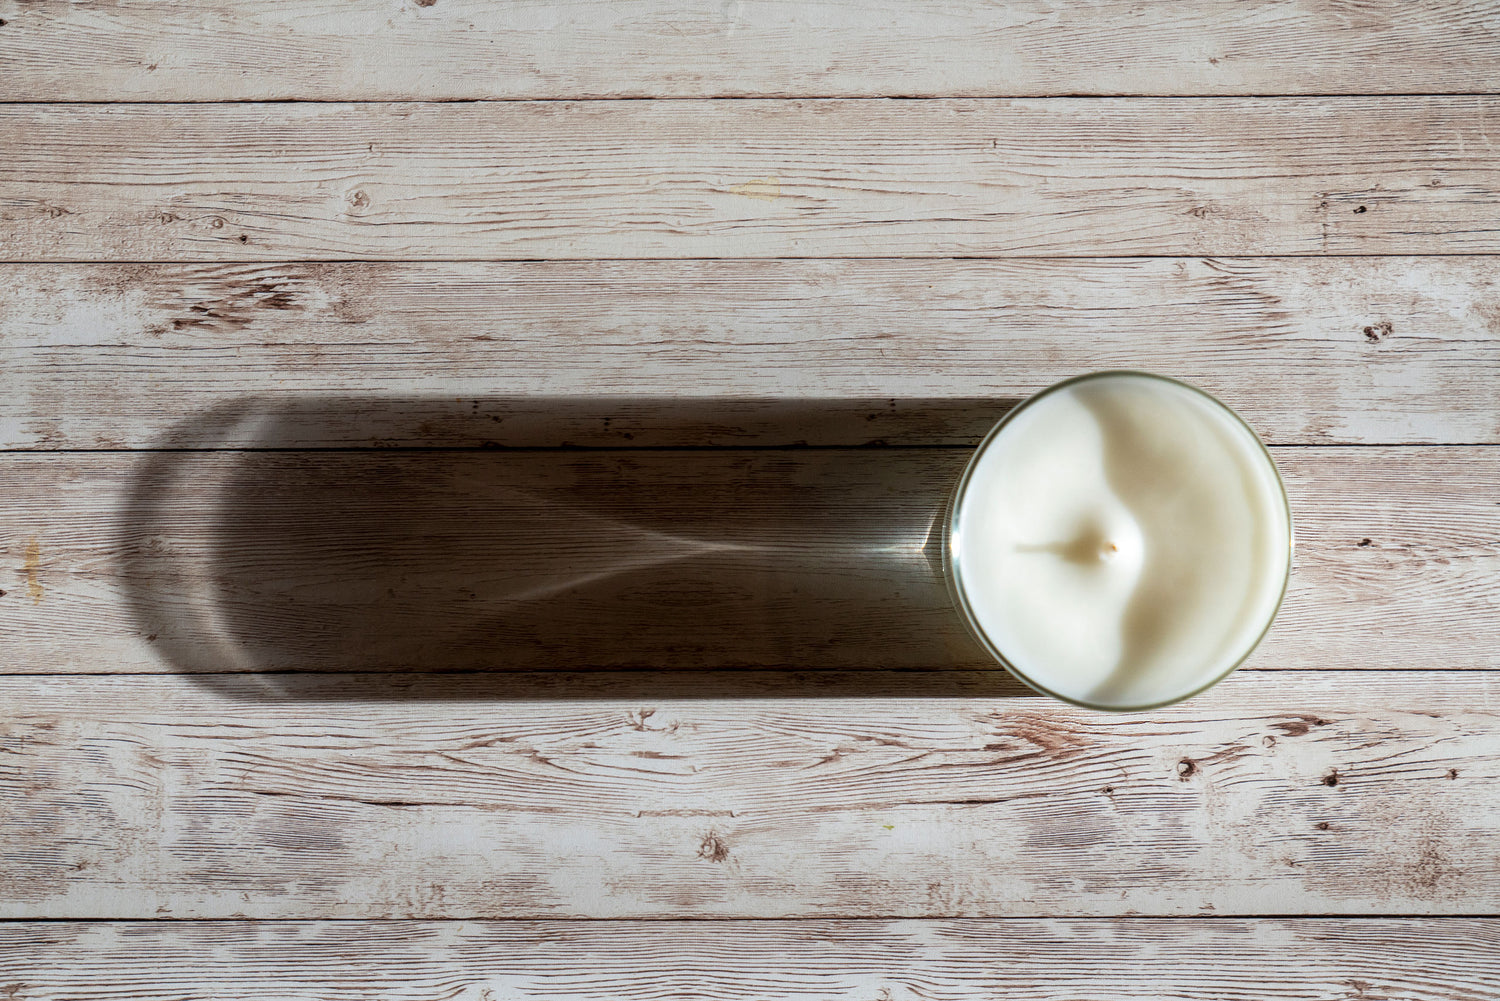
[947,372,1291,710]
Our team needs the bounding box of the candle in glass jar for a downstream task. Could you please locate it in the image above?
[947,372,1291,710]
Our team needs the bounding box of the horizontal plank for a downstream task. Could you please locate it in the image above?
[0,671,1495,918]
[0,447,1495,675]
[3,100,1499,260]
[2,0,1497,101]
[0,920,1493,1000]
[3,259,1498,449]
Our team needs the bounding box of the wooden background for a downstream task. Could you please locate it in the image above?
[2,1,1499,997]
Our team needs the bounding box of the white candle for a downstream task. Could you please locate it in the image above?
[947,372,1291,710]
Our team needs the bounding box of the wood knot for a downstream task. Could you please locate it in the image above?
[1322,770,1339,787]
[1272,715,1332,738]
[627,708,674,732]
[1361,320,1392,343]
[1358,538,1373,547]
[698,832,729,863]
[1315,821,1330,830]
[1176,758,1197,779]
[1353,205,1368,214]
[348,189,371,209]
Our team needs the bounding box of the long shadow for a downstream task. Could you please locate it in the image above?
[118,395,1030,701]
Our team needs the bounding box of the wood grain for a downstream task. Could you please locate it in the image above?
[0,671,1495,918]
[4,100,1500,261]
[0,447,1495,675]
[2,0,1498,101]
[1,919,1494,1000]
[3,258,1498,449]
[5,0,1497,957]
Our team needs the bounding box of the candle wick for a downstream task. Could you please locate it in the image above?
[1017,526,1121,566]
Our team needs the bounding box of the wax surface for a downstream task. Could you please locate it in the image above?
[951,373,1290,709]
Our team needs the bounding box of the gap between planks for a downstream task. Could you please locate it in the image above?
[7,94,1500,105]
[0,913,1496,922]
[1,444,1499,454]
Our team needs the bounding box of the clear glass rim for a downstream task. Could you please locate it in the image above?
[945,370,1295,713]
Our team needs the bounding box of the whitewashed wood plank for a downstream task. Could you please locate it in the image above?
[3,258,1497,449]
[0,672,1494,918]
[2,0,1497,101]
[0,448,1494,675]
[0,919,1493,1000]
[3,100,1498,261]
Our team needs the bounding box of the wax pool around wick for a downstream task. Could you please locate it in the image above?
[950,373,1290,711]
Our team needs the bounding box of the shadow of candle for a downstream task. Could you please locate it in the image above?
[117,395,1029,701]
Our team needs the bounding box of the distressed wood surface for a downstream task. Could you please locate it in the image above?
[0,447,1495,675]
[2,919,1496,1001]
[0,671,1495,919]
[4,99,1500,262]
[2,0,1498,102]
[5,1,1500,976]
[2,258,1498,449]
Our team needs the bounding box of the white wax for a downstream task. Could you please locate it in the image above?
[950,372,1290,709]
